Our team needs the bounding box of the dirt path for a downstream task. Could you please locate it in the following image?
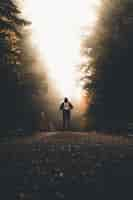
[1,131,133,145]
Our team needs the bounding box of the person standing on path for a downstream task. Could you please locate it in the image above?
[59,97,74,130]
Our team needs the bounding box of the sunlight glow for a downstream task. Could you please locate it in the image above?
[21,0,101,102]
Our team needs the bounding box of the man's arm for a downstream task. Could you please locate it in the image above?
[59,103,64,110]
[69,102,74,109]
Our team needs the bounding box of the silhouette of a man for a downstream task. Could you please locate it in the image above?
[60,97,73,129]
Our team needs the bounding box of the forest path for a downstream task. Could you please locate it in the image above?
[1,131,133,145]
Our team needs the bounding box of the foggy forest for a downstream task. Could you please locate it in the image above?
[0,0,133,136]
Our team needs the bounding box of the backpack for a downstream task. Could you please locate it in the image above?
[63,102,70,110]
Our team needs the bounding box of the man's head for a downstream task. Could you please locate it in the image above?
[64,97,68,102]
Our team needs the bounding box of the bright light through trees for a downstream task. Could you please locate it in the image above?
[20,0,101,103]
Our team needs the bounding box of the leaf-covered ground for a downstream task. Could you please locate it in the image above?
[0,140,133,200]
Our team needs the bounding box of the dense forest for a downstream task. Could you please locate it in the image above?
[83,0,133,132]
[0,0,133,135]
[0,0,49,136]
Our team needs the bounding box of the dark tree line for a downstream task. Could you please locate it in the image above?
[0,0,48,136]
[82,0,133,132]
[0,0,27,135]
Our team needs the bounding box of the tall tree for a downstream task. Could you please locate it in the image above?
[0,0,29,135]
[82,0,133,132]
[0,0,49,135]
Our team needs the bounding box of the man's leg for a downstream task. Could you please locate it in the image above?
[62,112,65,129]
[67,119,70,129]
[67,112,71,129]
[63,111,69,130]
[63,119,65,129]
